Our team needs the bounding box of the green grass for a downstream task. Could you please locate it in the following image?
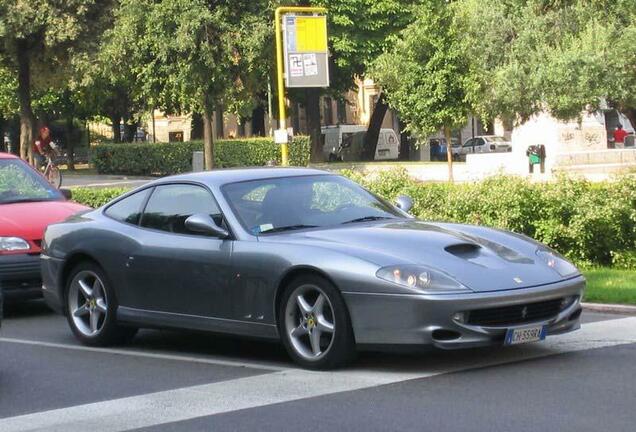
[582,268,636,305]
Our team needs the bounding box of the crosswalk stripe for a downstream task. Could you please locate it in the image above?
[2,317,636,432]
[0,337,288,372]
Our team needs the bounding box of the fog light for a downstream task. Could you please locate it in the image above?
[560,296,577,309]
[452,312,466,323]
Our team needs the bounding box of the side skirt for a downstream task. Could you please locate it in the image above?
[117,306,279,340]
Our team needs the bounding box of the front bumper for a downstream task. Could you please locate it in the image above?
[0,253,43,302]
[343,275,585,348]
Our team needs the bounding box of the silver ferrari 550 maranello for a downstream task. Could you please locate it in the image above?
[41,168,584,369]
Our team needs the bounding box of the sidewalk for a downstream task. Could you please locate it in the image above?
[62,173,154,188]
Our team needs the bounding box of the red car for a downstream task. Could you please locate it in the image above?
[0,152,88,303]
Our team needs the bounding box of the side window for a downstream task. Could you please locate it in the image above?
[463,139,474,148]
[105,189,151,225]
[140,184,221,235]
[476,138,486,146]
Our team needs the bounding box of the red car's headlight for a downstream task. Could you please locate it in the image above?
[0,236,31,254]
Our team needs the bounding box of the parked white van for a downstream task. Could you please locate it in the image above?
[321,125,400,161]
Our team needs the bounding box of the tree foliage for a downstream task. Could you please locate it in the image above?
[371,0,470,180]
[455,0,636,123]
[106,0,272,168]
[0,0,115,158]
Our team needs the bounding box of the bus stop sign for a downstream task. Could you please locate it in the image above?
[283,14,329,88]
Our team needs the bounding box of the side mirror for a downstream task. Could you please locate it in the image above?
[184,213,230,239]
[395,195,413,213]
[59,188,72,200]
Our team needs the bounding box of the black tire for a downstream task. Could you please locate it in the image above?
[278,274,356,369]
[65,261,137,346]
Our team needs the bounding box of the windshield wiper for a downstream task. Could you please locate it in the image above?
[342,216,395,224]
[260,224,319,234]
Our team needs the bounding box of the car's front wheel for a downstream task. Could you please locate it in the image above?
[278,275,356,369]
[65,261,136,346]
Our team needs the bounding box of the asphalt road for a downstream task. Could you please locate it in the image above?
[1,301,635,432]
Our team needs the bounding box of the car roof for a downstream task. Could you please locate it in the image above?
[149,167,332,187]
[0,152,19,159]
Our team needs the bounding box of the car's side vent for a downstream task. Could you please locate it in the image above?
[445,243,481,259]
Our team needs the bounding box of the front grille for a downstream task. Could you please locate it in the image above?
[466,298,564,326]
[0,258,41,280]
[1,278,42,291]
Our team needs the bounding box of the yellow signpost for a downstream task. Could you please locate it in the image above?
[274,6,328,166]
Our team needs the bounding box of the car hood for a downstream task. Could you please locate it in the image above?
[0,200,89,241]
[262,220,567,292]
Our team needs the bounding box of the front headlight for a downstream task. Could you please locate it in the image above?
[536,249,579,277]
[0,237,31,253]
[376,265,470,294]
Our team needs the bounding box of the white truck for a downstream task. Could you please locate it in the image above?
[321,125,400,161]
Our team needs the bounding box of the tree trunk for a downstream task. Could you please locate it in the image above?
[252,105,266,137]
[0,116,5,152]
[398,119,410,161]
[305,88,323,163]
[65,116,75,170]
[362,93,389,161]
[110,115,121,143]
[203,103,214,170]
[444,126,454,183]
[16,43,35,163]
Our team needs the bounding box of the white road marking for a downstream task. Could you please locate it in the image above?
[0,337,287,372]
[2,317,636,432]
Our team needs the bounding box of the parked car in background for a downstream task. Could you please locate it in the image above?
[321,125,400,161]
[42,168,583,369]
[460,136,512,157]
[0,152,88,303]
[429,138,461,161]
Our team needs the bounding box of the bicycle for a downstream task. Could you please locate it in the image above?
[41,143,62,188]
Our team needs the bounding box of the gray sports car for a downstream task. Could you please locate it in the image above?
[41,168,584,369]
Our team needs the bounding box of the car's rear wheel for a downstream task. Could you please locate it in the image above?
[278,275,356,369]
[65,262,136,346]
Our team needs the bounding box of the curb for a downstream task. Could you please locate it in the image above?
[581,302,636,316]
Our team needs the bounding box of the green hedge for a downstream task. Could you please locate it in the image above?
[71,170,636,268]
[343,169,636,267]
[70,187,130,208]
[91,137,310,176]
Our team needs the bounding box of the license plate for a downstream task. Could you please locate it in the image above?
[504,325,547,345]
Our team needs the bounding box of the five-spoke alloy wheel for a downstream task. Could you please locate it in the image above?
[65,261,136,346]
[68,270,108,336]
[279,275,355,369]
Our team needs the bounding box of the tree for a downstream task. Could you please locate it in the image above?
[372,1,471,181]
[455,0,636,125]
[0,65,17,151]
[0,0,115,160]
[290,0,418,162]
[106,0,271,170]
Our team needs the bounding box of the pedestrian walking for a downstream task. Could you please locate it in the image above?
[613,123,628,149]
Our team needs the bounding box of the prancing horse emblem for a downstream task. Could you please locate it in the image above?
[521,306,529,319]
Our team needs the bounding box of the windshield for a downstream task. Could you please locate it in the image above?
[223,175,404,235]
[0,159,62,204]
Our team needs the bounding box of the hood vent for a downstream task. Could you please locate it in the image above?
[445,243,481,259]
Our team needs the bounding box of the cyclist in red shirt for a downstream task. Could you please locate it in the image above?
[32,126,53,168]
[613,124,628,148]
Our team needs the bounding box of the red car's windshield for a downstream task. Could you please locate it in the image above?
[0,159,63,204]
